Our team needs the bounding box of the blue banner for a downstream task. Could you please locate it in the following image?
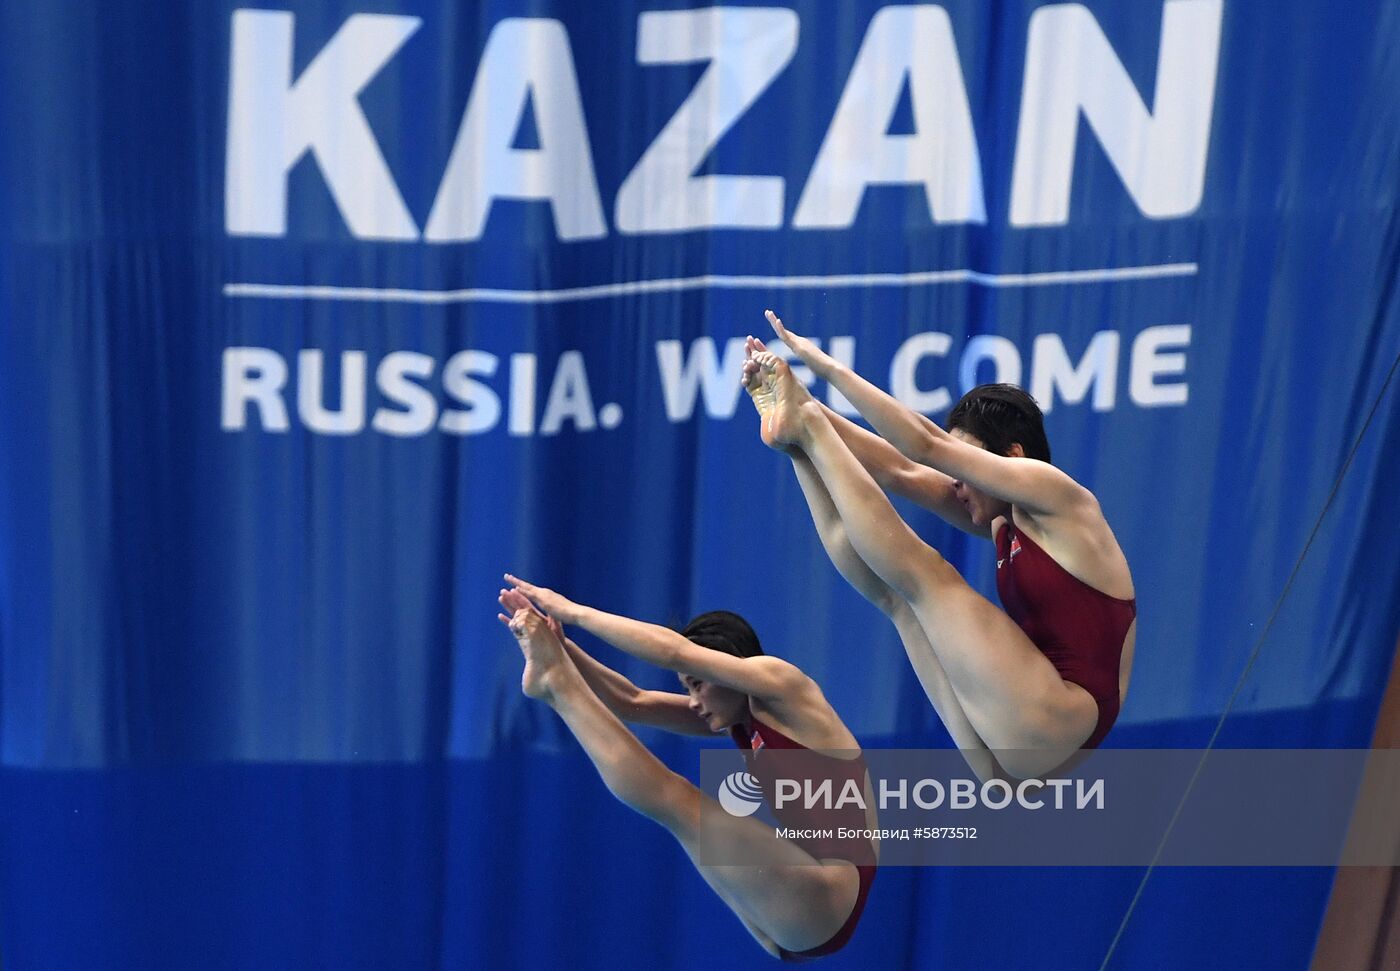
[2,0,1398,967]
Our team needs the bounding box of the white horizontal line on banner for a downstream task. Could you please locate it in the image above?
[222,263,1198,305]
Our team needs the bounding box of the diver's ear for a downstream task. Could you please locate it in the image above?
[1006,442,1026,459]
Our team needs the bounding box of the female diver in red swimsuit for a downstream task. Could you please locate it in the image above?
[744,310,1137,780]
[497,581,877,959]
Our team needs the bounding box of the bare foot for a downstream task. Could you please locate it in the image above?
[498,600,568,702]
[743,340,814,449]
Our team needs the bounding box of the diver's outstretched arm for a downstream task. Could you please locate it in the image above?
[818,402,981,536]
[503,575,806,704]
[763,311,1085,516]
[562,638,714,736]
[500,589,713,737]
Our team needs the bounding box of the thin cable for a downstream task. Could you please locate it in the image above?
[1098,343,1400,971]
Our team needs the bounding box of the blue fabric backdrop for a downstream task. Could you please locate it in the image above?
[2,0,1399,967]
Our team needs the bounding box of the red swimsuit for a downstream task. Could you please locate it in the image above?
[995,521,1136,749]
[730,717,877,961]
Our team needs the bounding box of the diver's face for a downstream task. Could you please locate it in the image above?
[949,429,1012,526]
[678,673,748,732]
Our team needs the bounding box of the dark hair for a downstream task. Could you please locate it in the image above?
[947,384,1051,463]
[680,610,764,658]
